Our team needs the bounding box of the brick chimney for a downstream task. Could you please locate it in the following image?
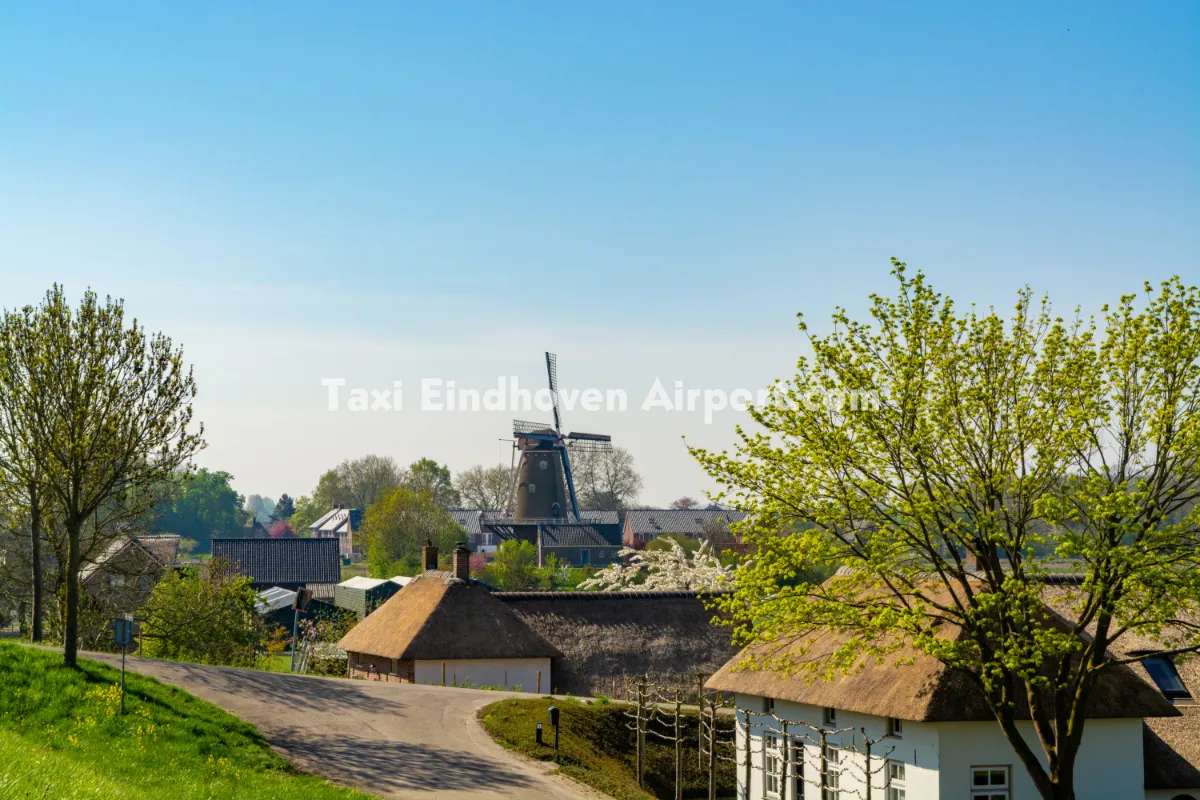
[422,541,438,572]
[452,544,471,582]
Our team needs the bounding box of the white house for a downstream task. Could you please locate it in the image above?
[308,506,362,561]
[707,624,1199,800]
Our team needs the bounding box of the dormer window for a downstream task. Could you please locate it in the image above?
[1141,655,1192,702]
[887,717,903,738]
[823,706,837,726]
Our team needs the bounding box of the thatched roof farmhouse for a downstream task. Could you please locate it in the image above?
[337,543,737,695]
[707,588,1200,800]
[338,545,561,691]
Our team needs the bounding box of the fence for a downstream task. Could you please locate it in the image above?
[617,673,738,800]
[613,673,900,800]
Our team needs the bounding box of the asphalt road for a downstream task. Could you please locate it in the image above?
[79,651,592,800]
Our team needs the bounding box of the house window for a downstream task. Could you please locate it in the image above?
[971,766,1010,799]
[1142,656,1193,701]
[763,733,783,798]
[887,760,906,800]
[107,574,126,588]
[822,745,840,799]
[579,549,590,566]
[765,697,775,713]
[887,717,903,737]
[790,738,805,799]
[823,706,837,726]
[138,575,153,593]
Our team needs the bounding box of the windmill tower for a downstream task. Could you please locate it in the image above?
[511,352,612,521]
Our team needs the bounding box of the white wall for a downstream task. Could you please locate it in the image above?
[937,718,1144,800]
[414,658,551,693]
[734,694,1147,800]
[735,695,939,799]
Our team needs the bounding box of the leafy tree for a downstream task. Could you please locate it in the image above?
[243,494,275,525]
[572,446,644,510]
[669,496,700,510]
[698,516,735,545]
[363,486,463,577]
[486,539,541,590]
[0,286,202,667]
[288,494,325,533]
[152,468,244,552]
[407,458,460,508]
[692,265,1200,800]
[268,520,295,539]
[314,454,404,510]
[0,477,49,641]
[454,464,513,510]
[140,559,263,667]
[274,493,295,520]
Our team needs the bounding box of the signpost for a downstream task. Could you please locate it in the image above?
[112,615,134,714]
[290,587,312,672]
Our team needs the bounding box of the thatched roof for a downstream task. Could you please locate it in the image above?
[337,571,561,661]
[1144,706,1200,789]
[705,600,1180,723]
[500,591,739,696]
[1091,612,1200,790]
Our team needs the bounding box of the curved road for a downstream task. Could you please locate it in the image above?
[80,651,591,799]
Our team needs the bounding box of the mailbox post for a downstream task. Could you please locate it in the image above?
[547,705,560,759]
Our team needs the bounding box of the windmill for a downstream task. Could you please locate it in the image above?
[511,352,613,521]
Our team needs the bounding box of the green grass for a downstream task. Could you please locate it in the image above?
[0,642,369,800]
[254,654,294,674]
[478,697,735,800]
[339,563,370,582]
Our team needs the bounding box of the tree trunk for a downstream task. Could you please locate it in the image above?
[63,519,81,668]
[1042,777,1075,800]
[29,483,43,642]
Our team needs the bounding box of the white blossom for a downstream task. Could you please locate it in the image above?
[579,538,733,592]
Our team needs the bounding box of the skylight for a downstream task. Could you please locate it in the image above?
[1141,656,1192,701]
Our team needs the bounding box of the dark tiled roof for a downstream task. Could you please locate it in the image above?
[539,524,615,549]
[213,538,341,585]
[458,510,621,531]
[624,509,748,536]
[578,511,621,526]
[448,510,484,535]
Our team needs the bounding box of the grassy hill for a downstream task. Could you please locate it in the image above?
[0,642,369,800]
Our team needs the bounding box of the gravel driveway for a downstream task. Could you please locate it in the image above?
[80,651,592,799]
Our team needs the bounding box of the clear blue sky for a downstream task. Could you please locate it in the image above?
[1,2,1196,504]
